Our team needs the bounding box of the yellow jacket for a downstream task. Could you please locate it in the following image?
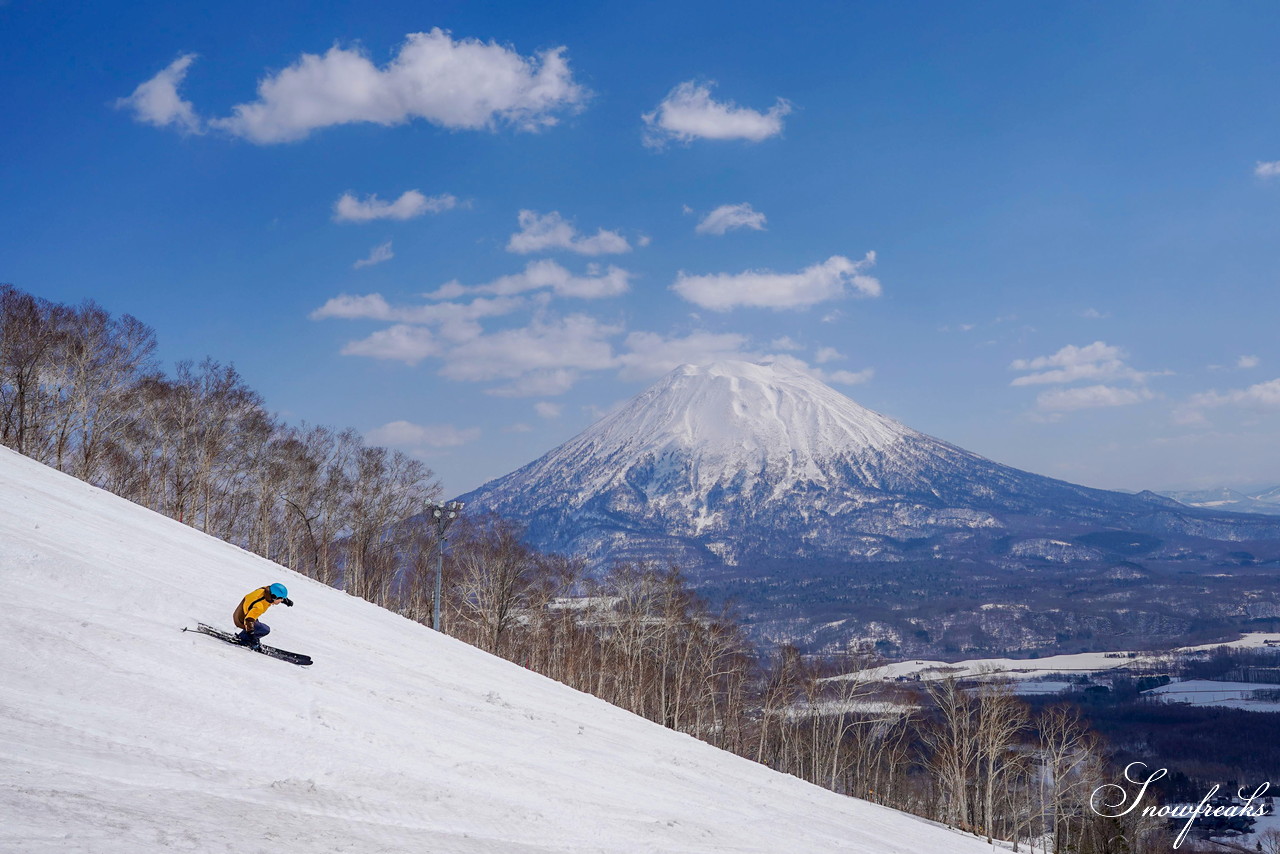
[233,587,275,630]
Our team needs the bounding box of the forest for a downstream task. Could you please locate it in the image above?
[2,282,1234,852]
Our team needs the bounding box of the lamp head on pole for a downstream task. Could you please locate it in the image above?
[424,500,464,533]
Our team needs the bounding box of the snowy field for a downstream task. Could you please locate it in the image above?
[0,447,999,854]
[1144,679,1280,712]
[1012,681,1076,696]
[844,635,1280,685]
[846,651,1158,683]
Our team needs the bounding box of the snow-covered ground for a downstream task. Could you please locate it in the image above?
[844,651,1155,683]
[0,447,998,853]
[1237,810,1280,850]
[1144,679,1280,712]
[1180,634,1280,652]
[843,634,1280,685]
[1012,681,1076,696]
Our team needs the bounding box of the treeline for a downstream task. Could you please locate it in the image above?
[741,652,1175,853]
[2,284,1175,852]
[431,515,1174,851]
[438,523,755,752]
[0,284,438,600]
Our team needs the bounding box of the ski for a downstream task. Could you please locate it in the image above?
[183,622,313,666]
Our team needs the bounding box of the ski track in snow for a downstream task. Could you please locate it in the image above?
[0,447,1000,853]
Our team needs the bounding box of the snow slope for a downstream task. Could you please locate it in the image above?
[0,446,995,853]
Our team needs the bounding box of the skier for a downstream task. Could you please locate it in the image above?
[234,583,294,650]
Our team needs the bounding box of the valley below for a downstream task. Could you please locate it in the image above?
[698,544,1280,657]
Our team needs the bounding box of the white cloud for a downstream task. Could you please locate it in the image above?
[617,330,754,380]
[822,368,874,386]
[115,54,202,134]
[427,259,631,300]
[1255,161,1280,178]
[1035,385,1155,413]
[756,354,874,390]
[423,282,469,300]
[315,290,623,393]
[440,313,620,382]
[696,203,767,236]
[1080,308,1109,319]
[353,241,394,269]
[507,210,631,255]
[1012,342,1163,419]
[613,334,875,388]
[814,346,843,364]
[317,280,875,399]
[486,368,580,398]
[504,422,534,433]
[312,294,523,333]
[1238,355,1261,369]
[643,81,790,147]
[333,190,457,223]
[311,293,396,320]
[366,420,480,451]
[314,293,524,346]
[200,29,586,143]
[672,253,880,311]
[1009,341,1146,386]
[1186,378,1280,412]
[340,324,439,364]
[534,402,562,419]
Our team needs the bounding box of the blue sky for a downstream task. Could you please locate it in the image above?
[3,1,1280,496]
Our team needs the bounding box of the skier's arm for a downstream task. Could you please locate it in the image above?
[243,594,272,622]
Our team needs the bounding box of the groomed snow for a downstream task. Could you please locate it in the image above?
[0,447,998,853]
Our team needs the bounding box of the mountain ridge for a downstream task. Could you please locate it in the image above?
[462,360,1280,567]
[461,360,1280,653]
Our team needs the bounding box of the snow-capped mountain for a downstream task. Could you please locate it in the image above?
[0,445,994,853]
[462,360,1280,570]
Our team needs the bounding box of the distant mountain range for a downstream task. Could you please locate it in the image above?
[1158,485,1280,516]
[461,361,1280,655]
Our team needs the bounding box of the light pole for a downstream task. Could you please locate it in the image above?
[427,500,464,631]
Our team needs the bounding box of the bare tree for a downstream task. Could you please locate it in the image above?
[451,516,545,656]
[0,285,71,459]
[339,436,437,601]
[922,677,979,831]
[56,302,156,480]
[1037,703,1097,854]
[1258,828,1280,854]
[974,682,1030,843]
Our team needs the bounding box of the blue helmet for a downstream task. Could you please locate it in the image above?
[268,583,289,599]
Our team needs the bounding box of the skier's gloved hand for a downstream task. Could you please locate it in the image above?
[282,598,294,607]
